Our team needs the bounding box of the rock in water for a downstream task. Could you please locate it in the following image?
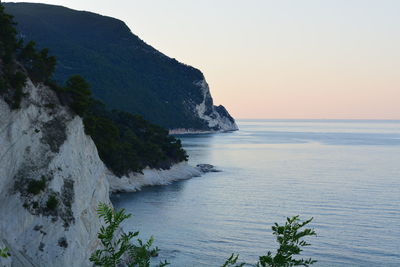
[196,164,221,173]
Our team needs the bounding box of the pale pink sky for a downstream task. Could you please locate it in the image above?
[10,0,400,119]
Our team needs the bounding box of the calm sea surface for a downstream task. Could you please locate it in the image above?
[112,120,400,266]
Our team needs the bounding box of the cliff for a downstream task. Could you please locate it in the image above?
[4,2,238,132]
[0,79,111,266]
[0,78,200,266]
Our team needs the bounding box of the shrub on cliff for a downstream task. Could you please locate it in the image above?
[0,247,10,259]
[1,3,55,106]
[18,41,56,83]
[0,3,27,108]
[0,3,18,65]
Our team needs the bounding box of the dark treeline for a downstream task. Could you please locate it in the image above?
[0,3,187,176]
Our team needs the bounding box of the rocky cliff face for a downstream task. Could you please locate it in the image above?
[5,2,238,132]
[193,79,238,132]
[0,79,200,266]
[0,80,111,266]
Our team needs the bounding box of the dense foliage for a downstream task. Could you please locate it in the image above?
[0,3,25,108]
[0,3,18,64]
[63,75,92,116]
[4,2,214,129]
[83,99,187,176]
[18,40,56,83]
[92,204,317,267]
[0,3,187,176]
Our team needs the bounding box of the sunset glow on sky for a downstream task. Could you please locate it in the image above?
[9,0,400,119]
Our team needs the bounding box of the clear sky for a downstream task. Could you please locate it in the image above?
[9,0,400,119]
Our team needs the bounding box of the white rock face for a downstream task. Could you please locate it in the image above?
[0,80,202,267]
[108,162,202,193]
[194,79,238,132]
[0,80,111,267]
[169,79,238,134]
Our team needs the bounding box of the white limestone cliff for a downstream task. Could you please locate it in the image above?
[0,80,200,266]
[0,80,111,266]
[194,79,238,131]
[169,79,238,134]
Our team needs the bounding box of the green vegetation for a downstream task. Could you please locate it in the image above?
[4,2,217,129]
[46,194,58,210]
[90,203,169,267]
[84,103,187,176]
[0,4,56,109]
[9,71,26,109]
[0,247,10,259]
[18,41,56,83]
[1,3,56,109]
[63,75,92,116]
[0,3,26,108]
[0,3,18,65]
[56,74,188,176]
[221,216,316,267]
[255,216,316,267]
[221,254,244,267]
[92,204,317,267]
[27,176,46,195]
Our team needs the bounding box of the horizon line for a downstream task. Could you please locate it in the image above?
[236,118,400,121]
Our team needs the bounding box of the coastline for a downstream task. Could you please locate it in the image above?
[107,162,202,193]
[169,128,238,135]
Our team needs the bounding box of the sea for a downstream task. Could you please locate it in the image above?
[111,119,400,267]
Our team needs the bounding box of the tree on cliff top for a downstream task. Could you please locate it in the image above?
[0,3,19,64]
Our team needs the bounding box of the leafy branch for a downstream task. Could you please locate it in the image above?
[256,216,316,267]
[0,247,10,259]
[222,216,317,267]
[90,203,169,267]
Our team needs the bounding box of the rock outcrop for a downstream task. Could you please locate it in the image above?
[192,79,238,132]
[108,162,202,193]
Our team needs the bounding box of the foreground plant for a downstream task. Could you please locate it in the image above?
[0,247,10,259]
[221,253,245,267]
[90,203,169,267]
[222,216,317,267]
[91,204,316,267]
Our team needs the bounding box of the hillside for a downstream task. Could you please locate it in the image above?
[4,2,238,131]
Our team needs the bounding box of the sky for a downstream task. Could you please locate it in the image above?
[8,0,400,119]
